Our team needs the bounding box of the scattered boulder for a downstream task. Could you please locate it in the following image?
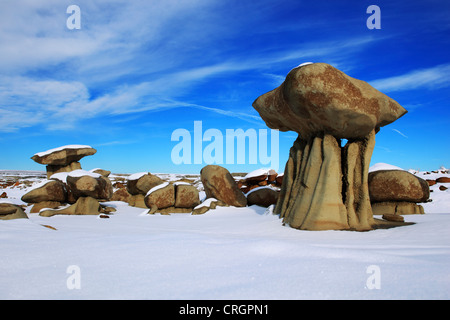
[368,170,430,203]
[426,180,436,186]
[21,180,66,203]
[40,196,101,217]
[46,162,81,179]
[174,183,200,208]
[126,172,164,195]
[382,214,404,223]
[0,201,28,220]
[144,182,175,211]
[246,187,279,207]
[111,187,132,203]
[0,192,7,198]
[439,185,448,191]
[436,177,450,183]
[66,170,113,201]
[201,165,247,207]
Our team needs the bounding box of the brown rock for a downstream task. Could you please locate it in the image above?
[144,182,175,210]
[0,202,28,220]
[40,196,101,217]
[128,194,147,208]
[436,177,450,183]
[382,214,404,222]
[46,162,81,179]
[275,174,284,186]
[439,185,448,191]
[91,168,111,177]
[426,180,436,186]
[21,180,67,203]
[174,183,200,208]
[0,192,7,198]
[200,165,247,207]
[66,170,113,201]
[246,187,279,207]
[30,201,62,213]
[192,198,227,215]
[368,170,430,203]
[126,172,164,195]
[31,145,96,166]
[111,187,132,203]
[371,201,424,215]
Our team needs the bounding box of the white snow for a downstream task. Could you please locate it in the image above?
[127,172,148,181]
[244,168,269,179]
[194,197,219,209]
[0,167,449,300]
[34,145,93,157]
[245,186,276,196]
[369,162,404,172]
[49,172,70,182]
[68,169,101,179]
[297,62,314,68]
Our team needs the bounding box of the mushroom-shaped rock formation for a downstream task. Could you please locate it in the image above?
[252,63,407,231]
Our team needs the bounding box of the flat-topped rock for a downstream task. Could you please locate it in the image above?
[31,145,96,166]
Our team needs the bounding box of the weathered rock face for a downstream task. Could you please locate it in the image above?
[144,182,175,212]
[253,63,407,140]
[66,170,113,201]
[253,63,407,231]
[21,180,67,203]
[200,165,247,207]
[0,202,28,220]
[368,170,430,203]
[174,183,200,208]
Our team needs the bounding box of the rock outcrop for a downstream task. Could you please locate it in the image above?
[252,63,407,231]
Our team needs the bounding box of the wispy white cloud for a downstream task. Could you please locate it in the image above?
[369,63,450,92]
[392,129,408,138]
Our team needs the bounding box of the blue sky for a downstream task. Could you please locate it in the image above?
[1,0,449,174]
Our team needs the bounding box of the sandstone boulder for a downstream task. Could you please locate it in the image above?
[246,187,279,207]
[144,182,175,211]
[126,172,164,195]
[21,180,66,203]
[174,183,200,208]
[368,170,429,203]
[200,165,247,207]
[66,170,113,201]
[39,196,101,217]
[0,201,28,220]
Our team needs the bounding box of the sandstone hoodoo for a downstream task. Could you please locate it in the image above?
[252,63,407,231]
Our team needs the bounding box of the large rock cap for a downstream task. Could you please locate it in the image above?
[31,145,96,166]
[252,63,407,139]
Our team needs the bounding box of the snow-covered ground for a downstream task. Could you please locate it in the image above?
[1,167,449,300]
